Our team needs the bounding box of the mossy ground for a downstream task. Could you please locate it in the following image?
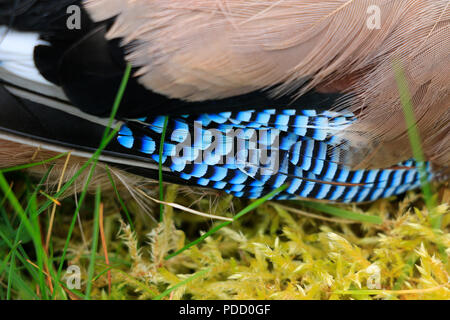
[1,172,448,300]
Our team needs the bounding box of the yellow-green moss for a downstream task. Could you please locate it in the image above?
[79,184,449,300]
[1,176,448,300]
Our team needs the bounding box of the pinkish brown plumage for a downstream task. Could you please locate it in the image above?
[84,0,450,170]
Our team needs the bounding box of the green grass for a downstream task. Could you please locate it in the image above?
[394,62,435,212]
[159,115,170,222]
[152,268,210,300]
[394,62,446,262]
[85,187,102,299]
[0,169,448,300]
[0,63,131,300]
[299,201,383,224]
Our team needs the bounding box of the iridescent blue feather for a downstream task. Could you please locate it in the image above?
[117,108,432,202]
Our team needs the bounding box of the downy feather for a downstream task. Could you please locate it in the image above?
[84,0,450,170]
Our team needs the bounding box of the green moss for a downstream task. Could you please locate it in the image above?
[2,176,447,300]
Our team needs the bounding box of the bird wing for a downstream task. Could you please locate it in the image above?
[84,0,450,169]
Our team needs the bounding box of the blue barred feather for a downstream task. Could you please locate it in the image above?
[117,108,432,202]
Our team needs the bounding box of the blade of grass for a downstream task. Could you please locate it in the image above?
[0,153,67,173]
[159,115,169,222]
[0,181,14,209]
[152,268,210,300]
[98,197,111,295]
[0,166,55,297]
[36,65,132,219]
[0,172,39,237]
[6,231,19,300]
[45,152,71,249]
[36,128,118,218]
[92,265,115,282]
[102,64,132,140]
[55,160,102,280]
[95,263,157,296]
[394,62,446,262]
[28,193,48,299]
[23,170,58,298]
[0,228,39,289]
[0,172,64,299]
[165,184,288,260]
[299,201,383,225]
[0,175,57,297]
[59,283,86,300]
[393,62,435,213]
[0,237,21,275]
[1,263,38,299]
[85,187,102,300]
[29,166,66,299]
[55,65,132,284]
[275,203,358,224]
[39,190,61,206]
[232,185,288,220]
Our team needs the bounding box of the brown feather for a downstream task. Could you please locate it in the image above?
[0,139,154,199]
[0,139,220,215]
[83,0,449,170]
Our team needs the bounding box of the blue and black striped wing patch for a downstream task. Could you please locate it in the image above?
[116,108,432,202]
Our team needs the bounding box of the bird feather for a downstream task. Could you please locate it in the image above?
[84,0,450,170]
